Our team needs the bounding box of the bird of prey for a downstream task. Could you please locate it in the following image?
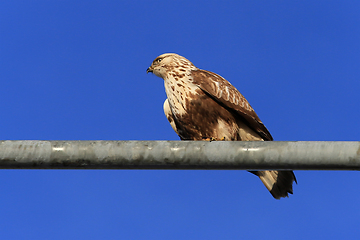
[147,53,296,199]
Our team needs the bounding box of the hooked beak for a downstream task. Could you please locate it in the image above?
[146,67,153,73]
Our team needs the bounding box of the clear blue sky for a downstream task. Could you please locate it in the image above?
[1,1,360,239]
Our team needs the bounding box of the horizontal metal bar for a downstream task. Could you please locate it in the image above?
[0,140,359,170]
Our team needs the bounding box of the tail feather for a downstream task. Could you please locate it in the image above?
[250,170,297,199]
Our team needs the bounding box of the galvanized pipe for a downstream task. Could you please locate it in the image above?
[0,140,359,170]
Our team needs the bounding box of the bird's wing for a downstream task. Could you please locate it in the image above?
[191,69,273,141]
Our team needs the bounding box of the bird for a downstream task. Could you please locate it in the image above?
[147,53,296,199]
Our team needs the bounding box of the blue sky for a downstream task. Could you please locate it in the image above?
[1,1,360,239]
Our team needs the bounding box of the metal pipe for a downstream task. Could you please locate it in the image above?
[0,140,359,170]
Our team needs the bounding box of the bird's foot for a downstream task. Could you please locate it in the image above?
[202,137,226,142]
[202,137,217,142]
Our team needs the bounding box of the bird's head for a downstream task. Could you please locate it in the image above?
[147,53,197,79]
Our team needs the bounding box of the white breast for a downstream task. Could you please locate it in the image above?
[164,74,198,116]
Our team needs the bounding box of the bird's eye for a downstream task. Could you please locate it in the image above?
[157,58,162,63]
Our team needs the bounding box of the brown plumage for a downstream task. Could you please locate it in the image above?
[147,53,296,199]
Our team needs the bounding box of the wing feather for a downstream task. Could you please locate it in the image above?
[191,69,273,141]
